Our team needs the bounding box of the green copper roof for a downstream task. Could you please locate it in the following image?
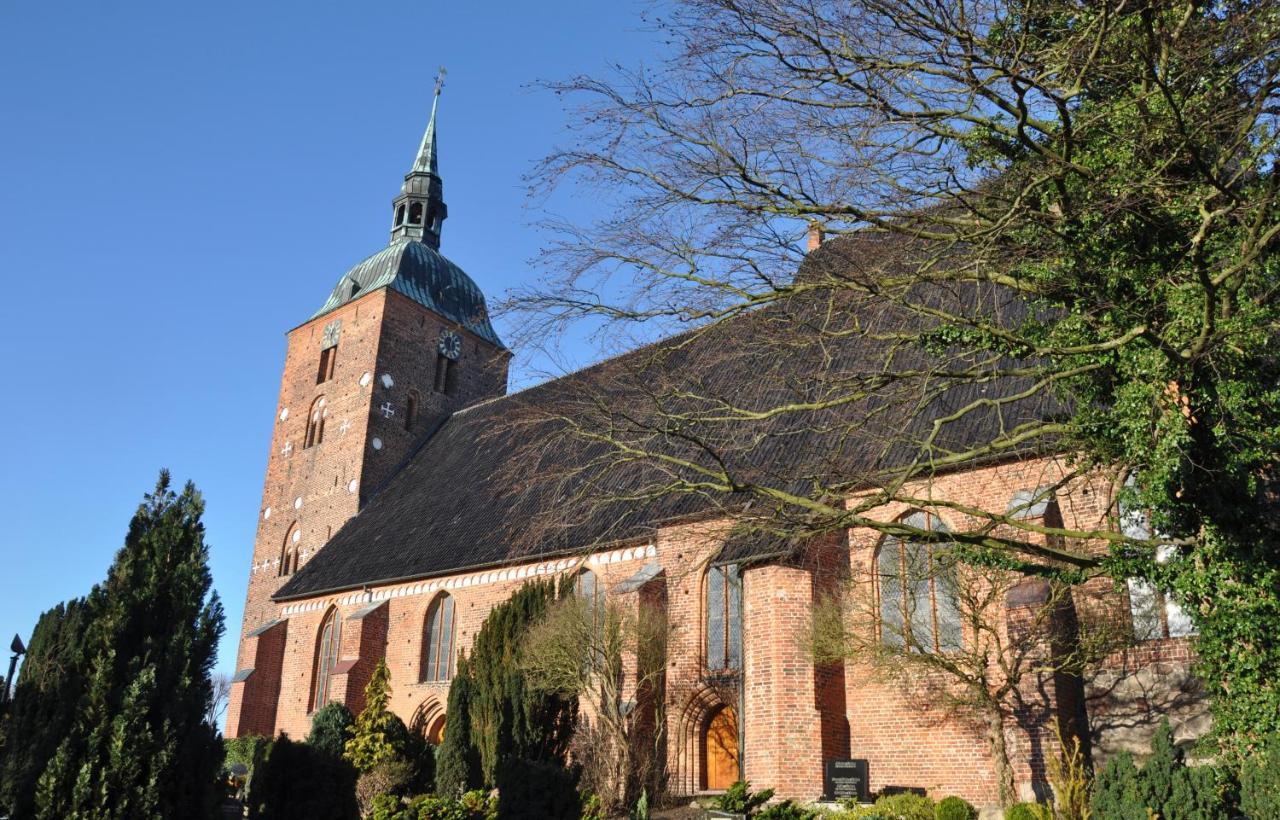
[311,239,504,348]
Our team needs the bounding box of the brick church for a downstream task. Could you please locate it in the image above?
[226,92,1207,809]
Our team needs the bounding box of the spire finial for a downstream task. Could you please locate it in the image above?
[412,67,446,176]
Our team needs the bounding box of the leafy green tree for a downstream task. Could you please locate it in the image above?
[516,0,1280,750]
[33,471,225,820]
[0,597,93,818]
[307,701,356,759]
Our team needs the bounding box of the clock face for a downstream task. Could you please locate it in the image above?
[438,330,462,360]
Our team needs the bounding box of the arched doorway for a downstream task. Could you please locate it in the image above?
[701,705,739,790]
[427,715,446,745]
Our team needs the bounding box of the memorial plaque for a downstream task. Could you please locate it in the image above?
[823,758,869,802]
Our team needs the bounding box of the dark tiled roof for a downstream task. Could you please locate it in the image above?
[275,235,1060,600]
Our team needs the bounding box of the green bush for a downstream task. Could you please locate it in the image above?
[307,702,355,759]
[628,789,649,820]
[495,756,580,819]
[1241,741,1280,820]
[714,781,775,815]
[1002,803,1049,820]
[934,796,976,820]
[247,734,360,820]
[756,799,819,819]
[867,793,934,820]
[1090,752,1145,819]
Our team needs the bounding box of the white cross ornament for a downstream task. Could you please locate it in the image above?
[380,402,395,418]
[281,441,293,457]
[339,419,352,436]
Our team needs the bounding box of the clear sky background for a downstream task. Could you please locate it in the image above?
[0,1,663,701]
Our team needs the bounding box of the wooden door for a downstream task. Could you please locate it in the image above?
[703,706,740,790]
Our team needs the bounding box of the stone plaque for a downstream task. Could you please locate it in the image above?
[823,758,869,802]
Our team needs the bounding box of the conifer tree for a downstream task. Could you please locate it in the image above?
[343,659,406,771]
[33,471,225,820]
[435,654,481,797]
[0,597,93,818]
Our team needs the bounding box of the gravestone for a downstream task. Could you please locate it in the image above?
[823,758,870,802]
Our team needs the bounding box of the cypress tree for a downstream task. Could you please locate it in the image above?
[307,702,355,760]
[33,471,226,820]
[435,655,481,797]
[0,597,93,818]
[343,659,408,772]
[458,579,577,787]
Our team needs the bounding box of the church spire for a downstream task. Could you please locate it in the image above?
[390,69,448,249]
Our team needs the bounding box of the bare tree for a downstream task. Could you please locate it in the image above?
[207,671,232,731]
[520,595,668,812]
[501,0,1280,745]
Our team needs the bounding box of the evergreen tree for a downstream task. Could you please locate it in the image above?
[33,471,226,820]
[435,654,481,797]
[343,659,408,772]
[0,598,93,818]
[307,702,355,760]
[1090,752,1146,819]
[447,579,577,788]
[1139,719,1182,815]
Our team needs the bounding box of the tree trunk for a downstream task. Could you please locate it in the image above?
[986,706,1017,808]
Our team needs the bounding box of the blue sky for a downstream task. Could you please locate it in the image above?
[0,2,662,694]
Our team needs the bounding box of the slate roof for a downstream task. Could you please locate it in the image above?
[275,235,1061,601]
[309,239,503,347]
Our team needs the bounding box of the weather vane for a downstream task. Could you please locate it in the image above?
[434,67,447,98]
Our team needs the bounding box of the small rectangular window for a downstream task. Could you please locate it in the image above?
[317,346,337,384]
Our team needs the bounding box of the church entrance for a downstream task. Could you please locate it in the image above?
[702,705,740,790]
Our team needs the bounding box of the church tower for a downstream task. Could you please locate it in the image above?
[226,83,510,737]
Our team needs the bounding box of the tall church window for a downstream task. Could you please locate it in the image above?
[421,593,455,682]
[304,397,326,449]
[876,511,962,653]
[433,354,456,395]
[405,390,420,432]
[317,346,337,384]
[573,568,605,633]
[1120,494,1196,641]
[705,564,742,672]
[311,608,341,711]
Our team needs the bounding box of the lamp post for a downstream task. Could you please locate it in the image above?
[3,633,25,707]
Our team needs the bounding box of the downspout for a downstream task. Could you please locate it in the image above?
[737,567,746,784]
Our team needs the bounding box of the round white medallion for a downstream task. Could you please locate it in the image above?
[371,437,383,450]
[279,408,288,421]
[380,373,394,389]
[294,496,303,509]
[359,372,372,387]
[263,507,271,520]
[348,479,358,493]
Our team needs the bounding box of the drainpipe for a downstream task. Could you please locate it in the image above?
[737,571,746,784]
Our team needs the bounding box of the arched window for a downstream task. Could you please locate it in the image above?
[421,593,456,682]
[409,202,424,224]
[312,608,341,711]
[405,389,420,432]
[573,568,605,635]
[279,523,300,577]
[395,204,406,226]
[304,396,326,449]
[704,564,742,672]
[876,511,961,652]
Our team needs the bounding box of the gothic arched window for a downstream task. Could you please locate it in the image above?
[876,511,962,653]
[704,564,742,672]
[311,608,341,711]
[421,593,455,683]
[279,523,300,577]
[304,396,326,449]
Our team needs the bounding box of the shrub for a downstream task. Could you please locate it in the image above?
[1241,741,1280,820]
[714,780,775,816]
[628,789,649,820]
[1003,803,1049,820]
[247,734,359,820]
[307,702,355,759]
[580,792,605,820]
[934,796,977,820]
[867,792,934,820]
[756,799,819,819]
[1090,752,1145,819]
[495,756,580,819]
